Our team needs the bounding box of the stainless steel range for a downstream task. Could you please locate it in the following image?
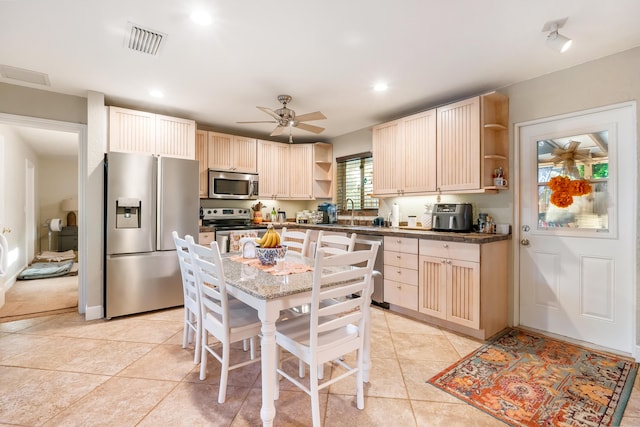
[200,207,267,252]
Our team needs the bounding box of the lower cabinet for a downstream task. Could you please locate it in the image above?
[384,236,418,311]
[418,239,507,339]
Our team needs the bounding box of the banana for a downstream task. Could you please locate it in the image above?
[255,235,266,245]
[274,231,281,246]
[262,231,275,248]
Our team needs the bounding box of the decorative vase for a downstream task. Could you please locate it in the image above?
[253,211,263,224]
[421,204,433,229]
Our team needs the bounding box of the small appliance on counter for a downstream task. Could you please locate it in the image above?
[317,202,337,224]
[431,203,473,232]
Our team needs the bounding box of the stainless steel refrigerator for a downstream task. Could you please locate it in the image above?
[104,152,199,318]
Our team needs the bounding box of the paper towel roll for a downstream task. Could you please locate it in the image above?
[391,203,400,228]
[49,218,63,232]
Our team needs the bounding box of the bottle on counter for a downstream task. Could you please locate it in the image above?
[421,204,433,229]
[271,207,277,222]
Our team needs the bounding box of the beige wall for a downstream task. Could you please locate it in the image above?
[37,157,77,251]
[0,83,87,124]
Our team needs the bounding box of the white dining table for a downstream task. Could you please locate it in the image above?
[221,252,373,427]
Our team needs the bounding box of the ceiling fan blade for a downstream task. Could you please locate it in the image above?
[294,111,326,122]
[270,125,287,136]
[295,122,325,134]
[236,120,277,124]
[257,106,282,121]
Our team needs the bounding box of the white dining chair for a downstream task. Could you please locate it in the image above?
[172,231,201,365]
[186,236,262,404]
[315,230,356,257]
[280,227,311,257]
[274,243,380,427]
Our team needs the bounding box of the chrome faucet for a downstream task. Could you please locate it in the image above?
[346,198,355,226]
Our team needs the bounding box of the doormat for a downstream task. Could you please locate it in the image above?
[428,328,637,426]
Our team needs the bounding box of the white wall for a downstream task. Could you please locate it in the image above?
[0,125,39,291]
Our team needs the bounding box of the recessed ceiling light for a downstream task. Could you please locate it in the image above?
[149,89,164,98]
[373,82,389,92]
[190,10,212,26]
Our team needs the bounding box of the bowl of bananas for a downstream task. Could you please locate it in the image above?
[255,224,287,265]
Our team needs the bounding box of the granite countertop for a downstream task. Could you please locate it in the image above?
[288,223,511,244]
[200,222,511,243]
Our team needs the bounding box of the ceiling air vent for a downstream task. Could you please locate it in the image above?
[126,23,166,56]
[0,65,50,86]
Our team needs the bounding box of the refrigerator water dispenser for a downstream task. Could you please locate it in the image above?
[116,197,141,228]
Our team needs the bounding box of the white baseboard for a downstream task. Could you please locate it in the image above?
[85,304,103,321]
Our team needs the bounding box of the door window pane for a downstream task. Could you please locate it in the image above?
[537,131,609,231]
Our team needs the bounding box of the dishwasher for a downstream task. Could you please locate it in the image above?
[354,235,387,309]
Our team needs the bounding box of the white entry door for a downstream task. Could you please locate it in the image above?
[518,103,636,354]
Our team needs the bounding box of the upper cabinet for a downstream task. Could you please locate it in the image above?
[108,106,195,159]
[207,132,257,173]
[313,142,333,199]
[480,92,509,190]
[436,97,481,191]
[436,92,509,192]
[289,143,314,199]
[195,130,208,198]
[373,109,437,196]
[372,91,509,197]
[257,140,290,199]
[257,141,333,200]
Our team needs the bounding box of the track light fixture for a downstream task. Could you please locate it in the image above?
[542,18,572,53]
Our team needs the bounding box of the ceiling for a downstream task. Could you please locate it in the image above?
[1,0,640,153]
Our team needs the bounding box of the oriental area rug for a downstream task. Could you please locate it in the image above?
[428,328,637,426]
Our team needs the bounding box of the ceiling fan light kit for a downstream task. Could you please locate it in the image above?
[542,17,573,53]
[237,95,326,142]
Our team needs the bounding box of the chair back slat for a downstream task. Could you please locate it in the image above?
[315,231,356,257]
[173,232,199,310]
[281,227,311,257]
[186,236,230,329]
[309,244,379,348]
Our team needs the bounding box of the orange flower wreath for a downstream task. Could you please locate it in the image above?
[548,175,592,208]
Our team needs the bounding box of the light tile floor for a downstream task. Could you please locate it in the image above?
[1,306,640,426]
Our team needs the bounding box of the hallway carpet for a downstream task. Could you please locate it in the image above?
[0,272,77,322]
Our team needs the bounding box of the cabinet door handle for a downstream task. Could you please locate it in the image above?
[443,243,448,248]
[441,259,446,264]
[396,255,401,259]
[397,270,401,274]
[447,260,452,264]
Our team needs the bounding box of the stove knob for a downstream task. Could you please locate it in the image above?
[212,209,217,214]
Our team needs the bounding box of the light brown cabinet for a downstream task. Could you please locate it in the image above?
[373,109,437,196]
[418,239,507,339]
[436,97,481,191]
[436,92,510,192]
[195,130,208,198]
[372,92,509,196]
[289,143,314,199]
[383,236,419,310]
[313,142,333,199]
[108,106,195,159]
[207,132,257,173]
[258,140,290,199]
[258,141,333,200]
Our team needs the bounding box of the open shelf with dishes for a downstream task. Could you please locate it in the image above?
[481,92,509,190]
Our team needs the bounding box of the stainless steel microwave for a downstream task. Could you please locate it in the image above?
[208,170,259,199]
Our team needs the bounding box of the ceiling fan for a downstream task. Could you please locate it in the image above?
[237,95,326,142]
